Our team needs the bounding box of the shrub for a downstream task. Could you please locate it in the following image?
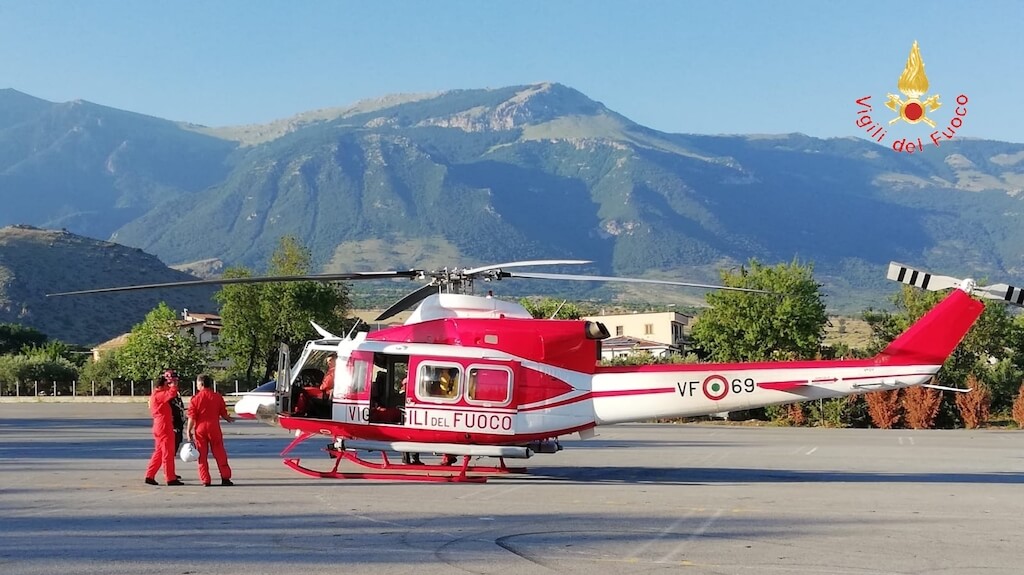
[77,352,130,395]
[1012,383,1024,428]
[954,374,991,429]
[786,403,808,426]
[807,396,857,428]
[902,385,942,429]
[865,389,902,429]
[763,404,787,423]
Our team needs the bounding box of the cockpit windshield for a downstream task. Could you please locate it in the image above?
[293,348,336,388]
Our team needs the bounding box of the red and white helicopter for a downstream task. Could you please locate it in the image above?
[52,260,1022,482]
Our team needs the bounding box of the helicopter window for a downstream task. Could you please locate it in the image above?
[347,359,369,396]
[418,365,461,402]
[466,366,511,406]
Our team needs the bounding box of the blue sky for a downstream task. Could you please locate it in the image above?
[1,0,1021,142]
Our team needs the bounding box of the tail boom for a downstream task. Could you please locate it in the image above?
[589,286,983,425]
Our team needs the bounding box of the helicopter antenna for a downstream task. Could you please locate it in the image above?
[549,300,568,320]
[346,315,362,337]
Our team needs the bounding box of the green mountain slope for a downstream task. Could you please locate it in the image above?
[0,226,217,345]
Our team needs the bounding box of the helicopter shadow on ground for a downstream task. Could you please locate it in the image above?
[520,465,1024,486]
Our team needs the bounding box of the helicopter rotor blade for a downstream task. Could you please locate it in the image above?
[462,259,591,275]
[46,270,422,297]
[886,262,962,292]
[375,283,441,322]
[976,283,1024,306]
[887,261,1024,307]
[502,271,774,294]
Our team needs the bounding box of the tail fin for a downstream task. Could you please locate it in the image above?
[875,289,983,366]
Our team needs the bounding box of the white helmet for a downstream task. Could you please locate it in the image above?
[179,442,199,463]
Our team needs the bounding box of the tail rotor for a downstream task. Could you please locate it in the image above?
[887,261,1024,307]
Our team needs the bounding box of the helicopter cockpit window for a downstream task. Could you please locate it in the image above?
[418,364,461,402]
[294,349,334,387]
[466,366,512,406]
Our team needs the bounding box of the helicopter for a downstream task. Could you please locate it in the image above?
[50,260,1022,482]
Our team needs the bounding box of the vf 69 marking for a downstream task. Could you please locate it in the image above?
[676,376,756,400]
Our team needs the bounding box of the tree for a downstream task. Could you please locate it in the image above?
[519,297,584,319]
[1011,382,1024,428]
[689,259,827,362]
[865,390,902,429]
[78,350,127,393]
[0,323,47,355]
[214,267,273,385]
[902,385,942,429]
[118,302,208,383]
[215,236,351,383]
[955,375,991,429]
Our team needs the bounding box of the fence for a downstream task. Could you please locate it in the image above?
[0,379,254,397]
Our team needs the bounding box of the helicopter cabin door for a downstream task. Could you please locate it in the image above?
[406,360,518,438]
[367,353,410,425]
[274,343,291,415]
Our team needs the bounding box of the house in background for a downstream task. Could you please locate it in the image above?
[598,335,676,361]
[91,309,227,368]
[179,308,221,349]
[90,333,130,362]
[581,311,692,361]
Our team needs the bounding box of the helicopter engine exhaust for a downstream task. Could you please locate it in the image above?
[585,321,610,340]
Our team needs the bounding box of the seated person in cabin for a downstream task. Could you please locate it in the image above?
[369,371,401,424]
[437,368,458,398]
[293,355,336,417]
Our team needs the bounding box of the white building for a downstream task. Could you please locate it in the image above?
[581,311,692,361]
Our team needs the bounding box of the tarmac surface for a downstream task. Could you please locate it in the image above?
[1,403,1022,575]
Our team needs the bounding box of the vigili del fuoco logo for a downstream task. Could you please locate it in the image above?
[855,41,968,154]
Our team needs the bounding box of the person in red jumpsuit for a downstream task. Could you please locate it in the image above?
[145,370,184,486]
[293,354,336,416]
[320,354,336,394]
[186,374,235,486]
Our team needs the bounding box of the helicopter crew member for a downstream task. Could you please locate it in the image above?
[186,374,235,486]
[320,354,336,393]
[170,379,186,454]
[144,371,184,486]
[294,354,336,417]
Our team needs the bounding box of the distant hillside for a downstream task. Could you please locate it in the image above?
[170,258,224,279]
[0,89,237,239]
[5,83,1024,311]
[0,225,217,345]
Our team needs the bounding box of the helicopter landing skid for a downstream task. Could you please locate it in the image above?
[280,432,527,483]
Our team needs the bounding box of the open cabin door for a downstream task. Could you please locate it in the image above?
[275,343,292,415]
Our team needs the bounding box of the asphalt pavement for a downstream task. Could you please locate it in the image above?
[1,403,1022,575]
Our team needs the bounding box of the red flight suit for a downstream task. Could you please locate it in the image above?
[187,388,232,484]
[294,363,335,416]
[320,363,335,394]
[145,384,178,482]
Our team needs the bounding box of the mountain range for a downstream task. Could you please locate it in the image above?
[2,82,1024,341]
